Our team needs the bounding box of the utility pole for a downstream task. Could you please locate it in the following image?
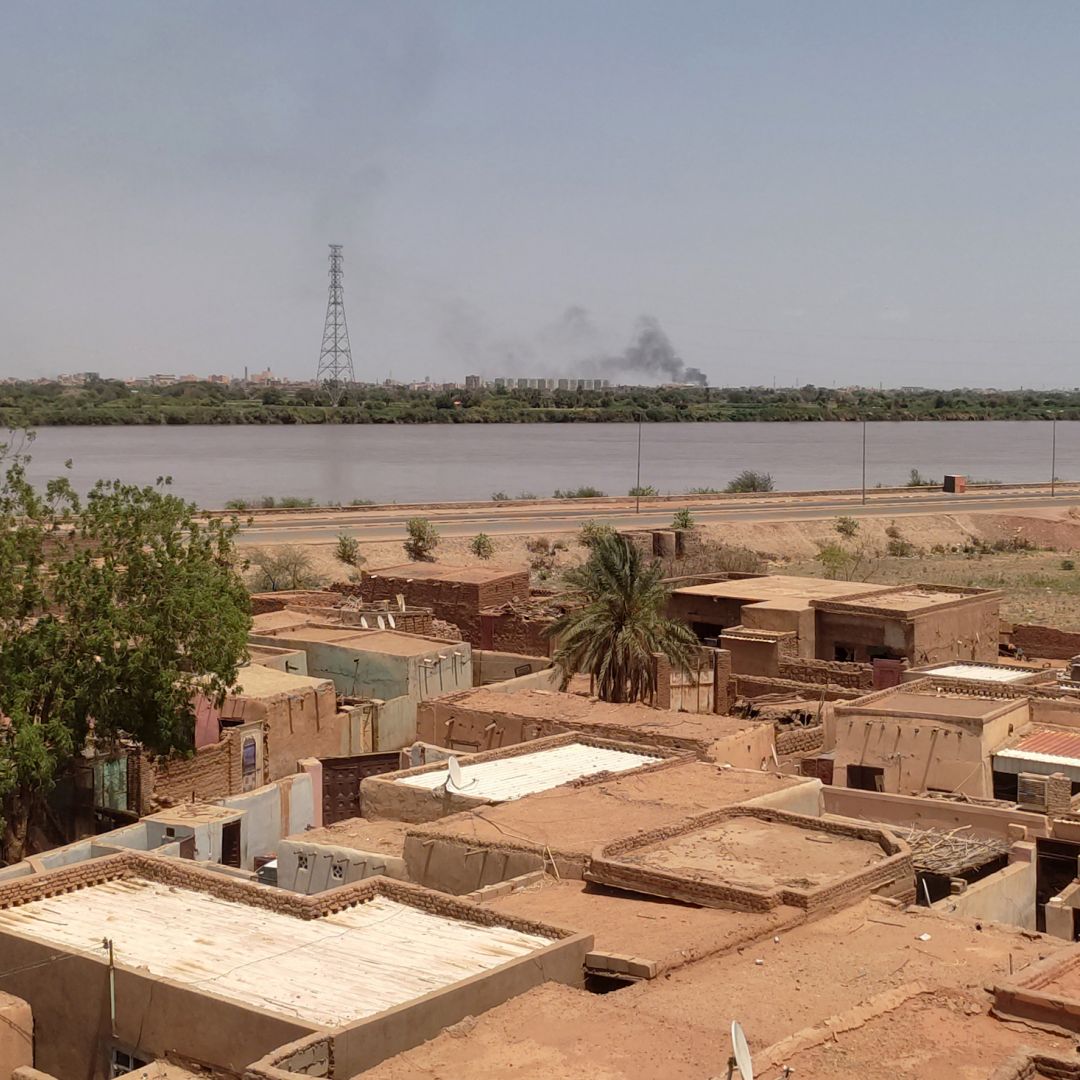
[861,419,867,505]
[635,415,643,514]
[1052,417,1058,497]
[315,244,356,405]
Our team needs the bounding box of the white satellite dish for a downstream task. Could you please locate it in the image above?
[377,615,386,630]
[446,755,465,789]
[730,1021,754,1080]
[359,616,369,628]
[387,613,396,629]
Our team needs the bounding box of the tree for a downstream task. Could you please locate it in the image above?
[470,533,495,559]
[548,532,698,703]
[247,545,325,591]
[0,441,251,861]
[404,517,439,561]
[725,470,774,493]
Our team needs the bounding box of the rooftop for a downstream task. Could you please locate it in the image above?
[814,584,994,615]
[231,663,329,698]
[912,661,1048,683]
[394,740,662,802]
[365,562,526,584]
[408,763,810,861]
[672,574,882,604]
[0,872,557,1029]
[996,726,1080,769]
[257,625,456,657]
[289,818,411,856]
[436,687,755,743]
[838,685,1023,722]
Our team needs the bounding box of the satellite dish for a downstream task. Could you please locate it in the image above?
[730,1021,754,1080]
[377,615,386,630]
[387,613,396,629]
[446,755,464,789]
[359,616,369,628]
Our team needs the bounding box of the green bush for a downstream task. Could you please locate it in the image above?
[834,516,859,539]
[247,545,325,591]
[349,497,375,506]
[334,533,363,567]
[686,486,722,495]
[906,469,937,487]
[1062,559,1076,571]
[628,485,658,497]
[404,517,440,561]
[554,485,606,499]
[725,470,774,493]
[579,520,616,548]
[672,508,695,530]
[491,491,510,501]
[471,533,495,559]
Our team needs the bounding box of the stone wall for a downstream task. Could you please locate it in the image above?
[733,674,864,701]
[775,724,825,755]
[479,607,555,656]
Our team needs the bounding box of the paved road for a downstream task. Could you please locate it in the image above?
[237,487,1080,545]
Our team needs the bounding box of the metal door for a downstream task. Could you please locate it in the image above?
[322,752,400,824]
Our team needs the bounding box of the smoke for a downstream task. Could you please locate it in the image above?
[600,316,707,386]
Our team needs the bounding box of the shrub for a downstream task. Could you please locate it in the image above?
[225,497,250,510]
[526,536,553,554]
[404,517,439,561]
[906,469,937,487]
[628,485,658,497]
[554,486,606,499]
[247,545,325,591]
[834,516,859,539]
[672,507,695,530]
[884,523,902,539]
[277,496,316,508]
[579,520,616,548]
[1062,559,1076,571]
[673,539,765,576]
[886,536,917,557]
[725,470,774,493]
[491,491,510,502]
[470,533,495,559]
[686,486,721,495]
[349,497,375,506]
[334,533,362,567]
[517,491,538,500]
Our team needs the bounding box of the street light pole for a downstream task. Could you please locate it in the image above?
[861,419,867,505]
[635,415,643,514]
[1052,417,1058,498]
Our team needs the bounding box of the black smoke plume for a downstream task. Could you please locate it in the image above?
[601,316,706,385]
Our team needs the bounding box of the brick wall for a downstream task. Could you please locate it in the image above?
[1012,624,1080,661]
[733,674,864,701]
[1047,772,1073,816]
[778,657,874,690]
[713,649,732,715]
[339,570,529,646]
[479,608,555,656]
[651,653,672,709]
[776,725,825,755]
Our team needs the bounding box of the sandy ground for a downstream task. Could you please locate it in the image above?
[248,504,1080,627]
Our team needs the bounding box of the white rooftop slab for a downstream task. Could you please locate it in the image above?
[395,741,662,802]
[927,663,1036,683]
[0,878,553,1028]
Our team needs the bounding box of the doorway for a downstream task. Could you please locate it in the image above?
[847,764,885,792]
[221,820,242,868]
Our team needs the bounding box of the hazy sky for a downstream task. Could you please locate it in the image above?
[4,1,1080,388]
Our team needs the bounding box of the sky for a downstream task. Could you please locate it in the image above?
[3,1,1080,389]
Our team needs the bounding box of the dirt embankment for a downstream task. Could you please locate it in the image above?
[255,505,1080,629]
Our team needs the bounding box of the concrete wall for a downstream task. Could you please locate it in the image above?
[219,773,316,868]
[276,839,409,894]
[933,858,1036,931]
[472,650,554,686]
[0,992,32,1077]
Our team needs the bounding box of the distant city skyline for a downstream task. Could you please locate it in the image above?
[5,2,1080,389]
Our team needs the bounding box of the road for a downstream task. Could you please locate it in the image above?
[236,486,1080,545]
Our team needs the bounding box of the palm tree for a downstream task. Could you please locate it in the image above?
[548,532,699,703]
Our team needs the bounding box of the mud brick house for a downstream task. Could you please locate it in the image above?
[670,574,1001,666]
[0,851,588,1079]
[349,562,530,645]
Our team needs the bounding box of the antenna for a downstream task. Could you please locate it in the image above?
[729,1021,754,1080]
[315,244,356,405]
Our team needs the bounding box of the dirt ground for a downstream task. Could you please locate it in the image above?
[252,505,1080,628]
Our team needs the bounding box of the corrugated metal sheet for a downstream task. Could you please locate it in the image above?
[1014,728,1080,759]
[395,742,661,802]
[0,879,553,1027]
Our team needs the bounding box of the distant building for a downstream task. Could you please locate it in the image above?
[464,374,481,390]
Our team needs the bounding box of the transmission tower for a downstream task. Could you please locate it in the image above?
[315,244,355,404]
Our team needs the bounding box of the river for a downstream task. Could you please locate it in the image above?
[14,421,1079,507]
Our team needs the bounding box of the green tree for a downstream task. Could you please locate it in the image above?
[470,533,495,559]
[334,533,363,568]
[0,443,251,861]
[548,532,698,703]
[247,545,325,590]
[404,517,440,561]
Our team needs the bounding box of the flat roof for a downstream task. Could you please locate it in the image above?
[437,687,755,741]
[290,818,411,856]
[264,626,453,657]
[917,661,1043,683]
[0,877,553,1028]
[232,663,330,697]
[395,741,661,802]
[366,562,526,584]
[672,575,883,603]
[410,763,809,857]
[843,687,1020,720]
[482,879,802,974]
